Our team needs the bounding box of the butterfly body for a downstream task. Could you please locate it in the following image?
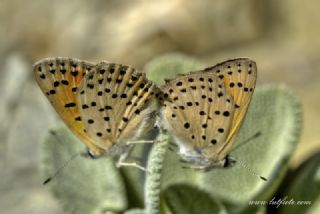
[159,58,257,169]
[34,57,158,160]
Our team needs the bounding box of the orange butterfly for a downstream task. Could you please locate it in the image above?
[34,57,158,169]
[159,58,257,169]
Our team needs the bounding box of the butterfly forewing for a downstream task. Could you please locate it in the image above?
[161,72,235,159]
[33,57,104,155]
[204,58,257,156]
[78,62,158,151]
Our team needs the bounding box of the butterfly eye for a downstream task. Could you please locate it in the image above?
[82,149,98,159]
[223,155,236,168]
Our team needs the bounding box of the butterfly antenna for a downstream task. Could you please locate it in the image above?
[231,131,262,152]
[231,157,268,181]
[43,152,80,185]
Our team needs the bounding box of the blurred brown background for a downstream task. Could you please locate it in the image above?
[0,0,319,213]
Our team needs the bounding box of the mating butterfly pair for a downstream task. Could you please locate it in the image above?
[34,57,257,170]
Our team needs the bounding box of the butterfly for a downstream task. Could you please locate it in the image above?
[159,58,257,169]
[34,57,158,168]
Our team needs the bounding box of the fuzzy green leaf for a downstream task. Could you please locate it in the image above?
[164,185,227,214]
[123,208,145,214]
[145,53,205,85]
[41,125,127,214]
[236,204,267,214]
[278,153,320,214]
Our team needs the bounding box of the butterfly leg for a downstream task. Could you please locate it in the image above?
[181,165,206,171]
[126,140,154,145]
[127,138,169,146]
[117,161,148,172]
[116,151,148,172]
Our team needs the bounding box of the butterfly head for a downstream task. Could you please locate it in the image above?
[81,144,110,159]
[179,144,236,169]
[82,148,100,159]
[83,140,133,160]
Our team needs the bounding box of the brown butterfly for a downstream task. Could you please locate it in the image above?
[159,58,257,169]
[34,57,158,169]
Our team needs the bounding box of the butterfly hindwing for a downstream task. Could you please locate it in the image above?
[161,72,235,160]
[78,62,158,151]
[33,57,105,155]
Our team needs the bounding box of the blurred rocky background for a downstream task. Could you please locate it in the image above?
[0,0,319,213]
